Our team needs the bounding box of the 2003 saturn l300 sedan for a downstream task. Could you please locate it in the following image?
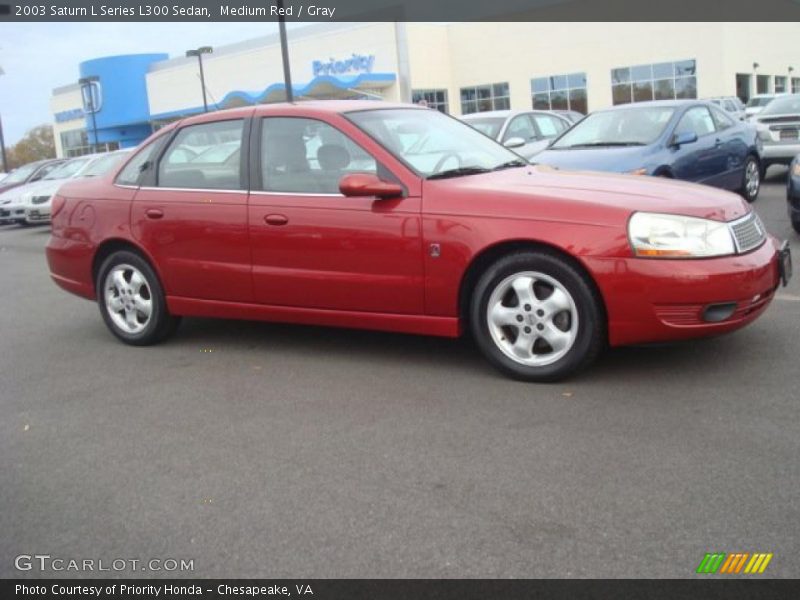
[46,101,792,381]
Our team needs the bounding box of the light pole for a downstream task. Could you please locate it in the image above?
[0,64,7,172]
[276,0,293,103]
[78,75,100,153]
[186,46,213,112]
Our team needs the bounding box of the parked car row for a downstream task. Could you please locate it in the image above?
[0,150,131,226]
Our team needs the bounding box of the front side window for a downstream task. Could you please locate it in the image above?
[710,106,734,131]
[503,115,537,142]
[675,106,716,138]
[348,108,525,178]
[260,117,378,194]
[551,107,675,149]
[158,120,244,190]
[532,114,567,138]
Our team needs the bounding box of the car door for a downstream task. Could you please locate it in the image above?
[501,114,541,158]
[131,115,254,303]
[248,115,424,314]
[709,105,747,190]
[669,106,725,186]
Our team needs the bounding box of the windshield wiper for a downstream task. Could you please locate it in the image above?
[427,166,492,180]
[562,141,646,148]
[491,159,528,171]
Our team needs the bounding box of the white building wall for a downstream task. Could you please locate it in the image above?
[146,22,401,117]
[49,85,84,158]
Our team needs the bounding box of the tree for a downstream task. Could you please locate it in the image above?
[7,125,56,169]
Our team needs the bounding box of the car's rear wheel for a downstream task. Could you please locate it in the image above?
[96,250,180,346]
[792,216,800,235]
[740,156,760,202]
[470,251,604,382]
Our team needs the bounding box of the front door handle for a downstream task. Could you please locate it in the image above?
[264,214,289,226]
[145,208,164,219]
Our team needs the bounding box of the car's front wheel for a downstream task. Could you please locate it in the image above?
[740,156,761,202]
[470,251,604,382]
[96,250,180,346]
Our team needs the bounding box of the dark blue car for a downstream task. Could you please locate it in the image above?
[788,154,800,234]
[534,100,763,202]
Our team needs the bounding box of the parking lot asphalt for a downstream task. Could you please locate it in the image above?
[1,170,798,579]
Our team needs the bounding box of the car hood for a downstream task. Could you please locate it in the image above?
[0,177,69,202]
[534,145,656,173]
[426,165,749,226]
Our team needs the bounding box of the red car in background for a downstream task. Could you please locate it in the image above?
[46,102,791,381]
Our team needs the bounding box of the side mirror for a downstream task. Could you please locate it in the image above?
[503,136,526,149]
[339,173,404,199]
[670,131,698,147]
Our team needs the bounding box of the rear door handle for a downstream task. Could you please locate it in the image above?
[714,138,723,147]
[264,214,289,226]
[145,208,164,219]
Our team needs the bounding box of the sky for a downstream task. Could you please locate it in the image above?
[0,22,308,145]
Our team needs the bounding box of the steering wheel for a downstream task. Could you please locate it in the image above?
[432,152,462,174]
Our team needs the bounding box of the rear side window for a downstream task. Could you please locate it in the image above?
[158,120,244,190]
[532,114,567,137]
[710,106,734,131]
[117,141,161,186]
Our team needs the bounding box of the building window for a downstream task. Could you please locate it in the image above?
[793,78,800,93]
[775,76,787,94]
[756,74,771,94]
[531,72,587,115]
[59,129,118,157]
[611,59,697,105]
[412,89,448,113]
[460,82,510,114]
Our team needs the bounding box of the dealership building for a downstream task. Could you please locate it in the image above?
[50,21,800,157]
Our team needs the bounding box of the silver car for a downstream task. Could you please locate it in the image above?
[461,109,573,160]
[752,94,800,174]
[707,96,746,121]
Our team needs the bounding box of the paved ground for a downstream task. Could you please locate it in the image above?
[1,170,798,579]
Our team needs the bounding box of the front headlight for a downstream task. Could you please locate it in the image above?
[31,195,51,205]
[757,128,772,142]
[628,212,735,258]
[793,162,800,177]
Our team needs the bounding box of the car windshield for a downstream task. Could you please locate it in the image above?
[2,162,40,184]
[347,108,525,178]
[43,158,90,180]
[550,106,675,148]
[759,95,800,116]
[81,152,130,177]
[462,117,505,139]
[746,96,775,108]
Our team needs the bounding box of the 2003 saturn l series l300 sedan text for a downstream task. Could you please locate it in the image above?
[46,101,793,381]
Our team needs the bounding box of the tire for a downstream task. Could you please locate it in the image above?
[96,250,180,346]
[792,217,800,235]
[740,155,761,203]
[469,250,604,382]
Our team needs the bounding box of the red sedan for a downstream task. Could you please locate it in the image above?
[46,101,792,381]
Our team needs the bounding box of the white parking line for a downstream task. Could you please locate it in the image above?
[775,294,800,302]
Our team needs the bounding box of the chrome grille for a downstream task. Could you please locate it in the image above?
[729,212,766,254]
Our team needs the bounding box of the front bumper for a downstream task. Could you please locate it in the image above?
[585,238,784,347]
[25,207,51,223]
[0,205,26,223]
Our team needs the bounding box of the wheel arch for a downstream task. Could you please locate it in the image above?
[92,238,164,291]
[457,239,609,334]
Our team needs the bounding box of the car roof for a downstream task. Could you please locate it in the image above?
[461,109,565,120]
[174,100,427,130]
